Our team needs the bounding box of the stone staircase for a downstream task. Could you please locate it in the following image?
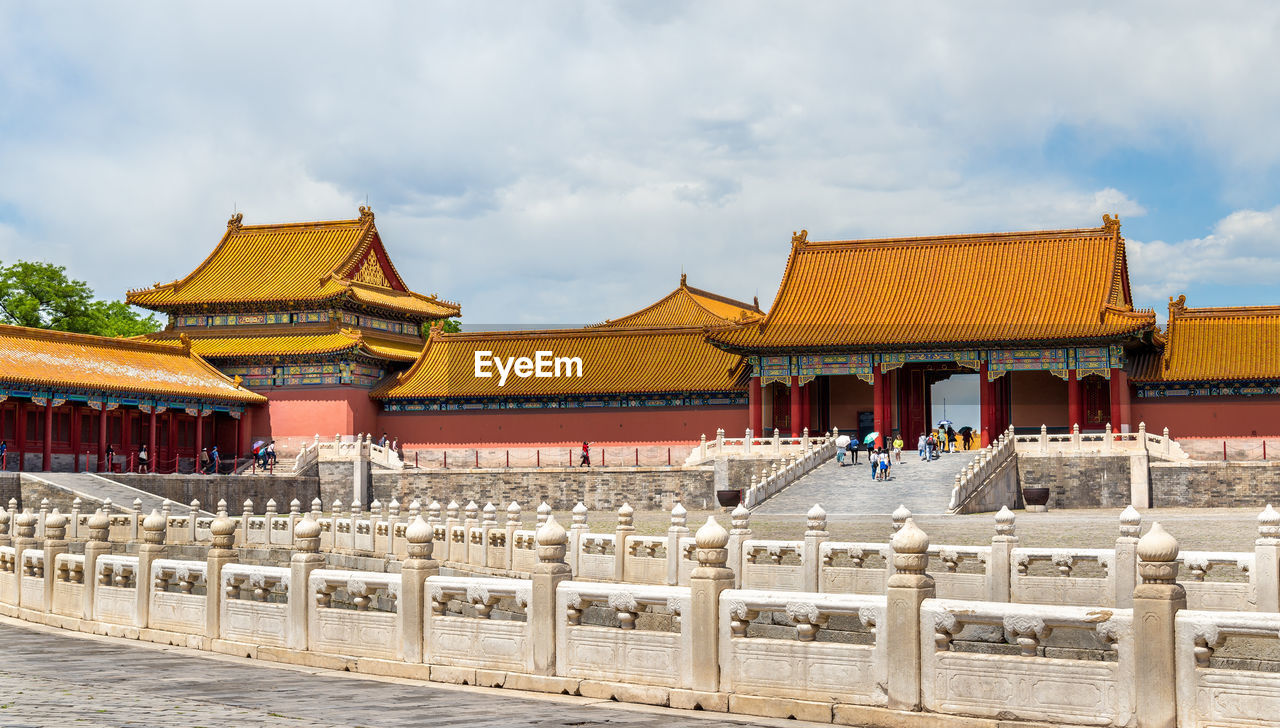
[19,472,209,515]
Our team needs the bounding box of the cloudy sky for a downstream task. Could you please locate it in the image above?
[2,2,1279,326]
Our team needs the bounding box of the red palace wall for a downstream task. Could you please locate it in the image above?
[1131,396,1280,437]
[377,405,745,447]
[252,387,381,453]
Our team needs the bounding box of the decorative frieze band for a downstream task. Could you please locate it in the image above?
[749,346,1127,383]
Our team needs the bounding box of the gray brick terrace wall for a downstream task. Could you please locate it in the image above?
[370,466,717,511]
[0,473,19,510]
[1016,454,1131,510]
[1150,461,1280,508]
[109,474,320,513]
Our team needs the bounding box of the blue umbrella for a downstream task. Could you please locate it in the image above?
[937,419,953,428]
[863,431,879,445]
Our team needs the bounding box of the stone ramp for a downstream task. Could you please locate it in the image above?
[751,448,979,515]
[20,472,206,515]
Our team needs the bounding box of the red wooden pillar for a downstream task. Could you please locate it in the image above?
[1110,369,1129,431]
[234,414,242,466]
[167,412,177,473]
[873,368,885,447]
[97,404,108,472]
[1067,370,1083,431]
[1117,369,1132,432]
[800,381,811,434]
[240,408,253,461]
[979,362,994,448]
[42,399,53,472]
[15,400,23,470]
[148,408,158,474]
[120,408,131,470]
[194,408,204,469]
[748,376,762,435]
[788,376,801,438]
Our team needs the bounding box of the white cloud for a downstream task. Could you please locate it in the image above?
[0,2,1278,322]
[1128,204,1280,313]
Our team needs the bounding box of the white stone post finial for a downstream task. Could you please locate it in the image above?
[670,502,687,529]
[536,501,551,527]
[891,504,911,533]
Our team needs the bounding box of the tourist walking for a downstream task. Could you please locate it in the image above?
[892,435,903,463]
[0,439,6,469]
[869,447,878,480]
[917,433,927,460]
[210,445,220,474]
[849,439,860,464]
[198,448,211,475]
[266,442,277,467]
[580,441,591,467]
[137,445,149,473]
[947,426,957,453]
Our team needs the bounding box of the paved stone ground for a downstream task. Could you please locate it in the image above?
[751,448,977,515]
[0,620,817,728]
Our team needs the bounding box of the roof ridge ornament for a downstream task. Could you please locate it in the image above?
[358,205,374,222]
[792,229,808,245]
[227,212,244,232]
[1102,213,1120,233]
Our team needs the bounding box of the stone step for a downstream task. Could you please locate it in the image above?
[19,472,210,515]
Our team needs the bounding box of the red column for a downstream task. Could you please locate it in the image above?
[97,405,108,472]
[1117,369,1132,432]
[1067,371,1082,431]
[148,409,158,474]
[873,368,885,447]
[167,412,177,473]
[1110,369,1129,431]
[748,377,762,435]
[979,363,994,448]
[788,376,801,438]
[42,400,53,471]
[234,414,242,466]
[800,382,811,434]
[240,408,253,459]
[194,409,204,470]
[120,409,131,469]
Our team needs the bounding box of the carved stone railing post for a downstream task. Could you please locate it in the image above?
[82,509,111,620]
[288,515,324,650]
[137,510,166,628]
[727,504,751,588]
[1134,522,1185,728]
[480,502,498,567]
[744,427,752,454]
[698,433,707,460]
[130,498,142,542]
[0,505,11,550]
[568,502,588,576]
[1039,424,1048,454]
[803,504,828,593]
[505,501,521,568]
[615,503,635,582]
[988,506,1016,602]
[69,498,81,540]
[399,516,437,662]
[1255,504,1280,612]
[205,510,239,640]
[887,505,911,578]
[715,427,724,453]
[240,499,254,545]
[666,503,689,585]
[188,500,200,543]
[885,518,934,711]
[530,516,570,675]
[43,509,69,612]
[690,517,734,692]
[13,510,38,610]
[1115,505,1142,608]
[535,501,551,528]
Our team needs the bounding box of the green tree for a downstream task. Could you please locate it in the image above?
[0,260,160,337]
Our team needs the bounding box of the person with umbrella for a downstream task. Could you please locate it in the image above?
[864,432,879,480]
[835,434,849,465]
[959,426,974,450]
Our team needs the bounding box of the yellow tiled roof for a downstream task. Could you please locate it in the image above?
[147,328,423,363]
[0,325,265,404]
[126,208,460,320]
[592,275,763,328]
[710,216,1156,351]
[1134,296,1280,382]
[372,326,746,399]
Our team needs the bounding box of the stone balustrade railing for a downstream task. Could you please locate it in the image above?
[5,498,1280,617]
[686,426,830,465]
[740,436,838,508]
[1013,421,1190,460]
[294,432,405,474]
[3,504,1278,726]
[947,425,1017,513]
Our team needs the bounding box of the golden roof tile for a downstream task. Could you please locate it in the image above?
[0,324,265,404]
[147,328,423,363]
[592,275,763,328]
[1135,296,1280,382]
[372,326,746,399]
[710,216,1156,351]
[126,207,460,320]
